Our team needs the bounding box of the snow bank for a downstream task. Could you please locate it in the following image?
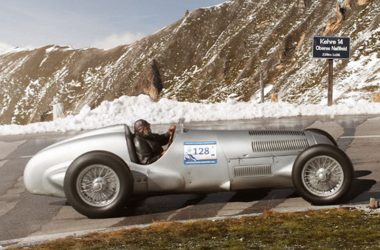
[0,94,379,135]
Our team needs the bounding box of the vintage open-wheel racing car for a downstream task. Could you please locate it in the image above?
[24,119,353,218]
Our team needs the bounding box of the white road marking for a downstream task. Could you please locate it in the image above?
[167,206,192,221]
[0,141,26,160]
[0,155,33,161]
[19,155,33,159]
[341,135,380,139]
[0,177,25,217]
[217,201,258,217]
[0,161,7,169]
[217,189,295,217]
[168,193,235,220]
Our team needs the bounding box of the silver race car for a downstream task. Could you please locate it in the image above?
[24,120,353,218]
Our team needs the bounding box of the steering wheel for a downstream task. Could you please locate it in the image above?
[162,125,176,156]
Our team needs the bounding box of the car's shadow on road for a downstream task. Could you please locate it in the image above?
[119,193,206,217]
[354,170,372,178]
[113,189,273,221]
[347,170,377,203]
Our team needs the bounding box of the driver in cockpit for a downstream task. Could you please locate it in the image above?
[133,119,176,165]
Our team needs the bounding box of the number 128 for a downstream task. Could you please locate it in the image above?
[194,147,209,155]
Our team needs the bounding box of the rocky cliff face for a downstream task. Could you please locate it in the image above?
[0,0,379,124]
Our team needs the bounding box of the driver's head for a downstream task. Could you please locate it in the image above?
[134,119,151,137]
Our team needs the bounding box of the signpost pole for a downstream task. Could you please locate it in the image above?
[313,36,350,106]
[328,59,333,106]
[260,72,264,103]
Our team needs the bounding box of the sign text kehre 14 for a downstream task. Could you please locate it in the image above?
[313,36,350,59]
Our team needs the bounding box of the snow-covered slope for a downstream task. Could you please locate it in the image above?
[0,0,378,125]
[1,94,380,135]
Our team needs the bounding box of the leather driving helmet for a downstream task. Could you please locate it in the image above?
[134,119,150,135]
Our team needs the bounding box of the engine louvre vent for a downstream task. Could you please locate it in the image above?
[252,139,309,152]
[249,130,305,136]
[234,165,272,177]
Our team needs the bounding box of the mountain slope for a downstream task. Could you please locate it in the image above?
[0,0,378,124]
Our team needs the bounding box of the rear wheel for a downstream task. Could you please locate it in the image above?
[64,151,133,218]
[292,144,353,205]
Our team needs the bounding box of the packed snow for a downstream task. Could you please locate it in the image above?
[0,46,33,55]
[0,94,380,135]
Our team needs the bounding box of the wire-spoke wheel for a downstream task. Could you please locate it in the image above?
[76,164,121,207]
[302,156,344,197]
[293,144,353,205]
[64,151,133,218]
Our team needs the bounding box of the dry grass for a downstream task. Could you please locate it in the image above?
[9,208,380,250]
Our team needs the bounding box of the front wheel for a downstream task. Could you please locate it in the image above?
[64,151,133,218]
[292,144,353,205]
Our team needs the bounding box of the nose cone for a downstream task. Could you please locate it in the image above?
[23,150,66,197]
[23,155,43,194]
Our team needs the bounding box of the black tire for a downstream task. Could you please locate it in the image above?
[305,128,337,146]
[292,144,353,205]
[64,151,133,218]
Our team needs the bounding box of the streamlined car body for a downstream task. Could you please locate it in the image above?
[24,120,353,218]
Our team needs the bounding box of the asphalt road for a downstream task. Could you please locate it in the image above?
[1,115,380,244]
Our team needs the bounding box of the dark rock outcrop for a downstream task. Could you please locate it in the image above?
[132,60,163,101]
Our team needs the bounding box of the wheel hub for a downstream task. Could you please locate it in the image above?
[92,177,106,192]
[316,168,330,182]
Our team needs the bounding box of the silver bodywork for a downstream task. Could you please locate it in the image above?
[24,124,334,198]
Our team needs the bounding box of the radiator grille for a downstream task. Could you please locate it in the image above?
[252,139,309,152]
[249,130,305,136]
[234,165,272,177]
